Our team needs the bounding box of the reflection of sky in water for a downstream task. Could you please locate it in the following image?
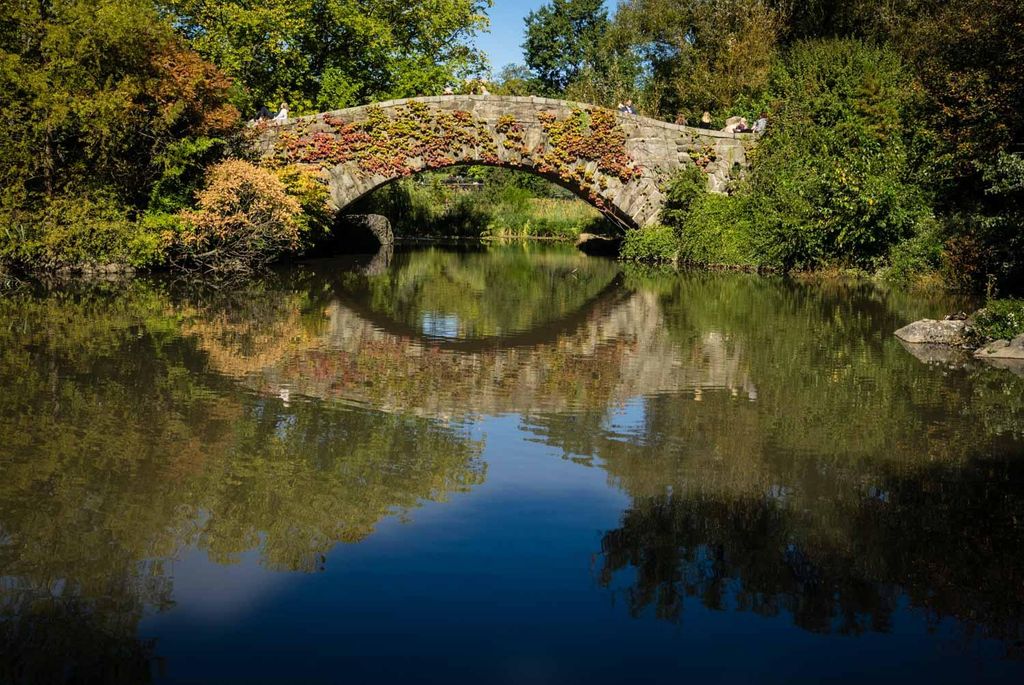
[138,415,1023,684]
[604,397,647,442]
[5,248,1023,684]
[421,312,460,339]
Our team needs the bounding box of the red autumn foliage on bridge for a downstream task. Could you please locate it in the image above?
[270,101,641,210]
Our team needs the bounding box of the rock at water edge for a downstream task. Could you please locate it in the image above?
[894,319,967,345]
[974,334,1024,360]
[576,232,622,257]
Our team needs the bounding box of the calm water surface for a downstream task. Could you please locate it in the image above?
[2,244,1023,684]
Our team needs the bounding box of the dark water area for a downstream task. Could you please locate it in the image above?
[2,243,1024,684]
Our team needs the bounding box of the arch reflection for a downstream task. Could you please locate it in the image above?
[189,247,758,417]
[3,249,1024,682]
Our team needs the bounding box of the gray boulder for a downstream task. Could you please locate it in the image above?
[893,319,967,345]
[974,334,1024,360]
[341,214,394,248]
[978,358,1024,378]
[576,232,622,257]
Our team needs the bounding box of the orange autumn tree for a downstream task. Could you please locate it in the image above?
[171,160,303,273]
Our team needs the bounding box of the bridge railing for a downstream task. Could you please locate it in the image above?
[266,94,753,142]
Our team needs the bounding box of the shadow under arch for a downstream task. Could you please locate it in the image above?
[338,161,634,233]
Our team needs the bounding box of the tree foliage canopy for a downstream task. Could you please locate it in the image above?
[0,0,1021,290]
[156,0,492,113]
[0,0,494,276]
[0,0,239,270]
[523,0,608,93]
[574,0,1023,290]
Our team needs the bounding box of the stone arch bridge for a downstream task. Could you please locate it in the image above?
[253,95,752,230]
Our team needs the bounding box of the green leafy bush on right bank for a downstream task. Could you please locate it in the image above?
[654,39,934,276]
[971,300,1024,342]
[559,0,1023,294]
[676,194,757,266]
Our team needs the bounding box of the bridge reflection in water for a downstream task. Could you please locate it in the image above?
[191,247,758,418]
[2,244,1024,682]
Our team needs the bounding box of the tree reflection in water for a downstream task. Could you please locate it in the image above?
[337,244,623,339]
[2,247,1024,682]
[0,278,485,683]
[524,269,1024,653]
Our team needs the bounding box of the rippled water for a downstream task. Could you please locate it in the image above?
[2,243,1023,684]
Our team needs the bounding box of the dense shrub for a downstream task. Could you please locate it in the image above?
[748,39,928,269]
[147,137,231,214]
[0,193,164,271]
[677,195,757,266]
[660,167,707,228]
[879,218,944,286]
[970,300,1024,342]
[620,224,678,262]
[654,40,931,273]
[169,160,302,273]
[0,0,239,277]
[659,168,757,266]
[275,166,334,248]
[972,152,1024,291]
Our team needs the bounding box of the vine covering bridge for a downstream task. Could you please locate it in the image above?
[253,95,752,230]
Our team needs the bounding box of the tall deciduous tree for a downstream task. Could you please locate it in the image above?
[156,0,492,114]
[601,0,782,117]
[0,0,236,203]
[523,0,608,93]
[0,0,238,270]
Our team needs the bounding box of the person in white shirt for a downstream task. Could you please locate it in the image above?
[273,102,289,122]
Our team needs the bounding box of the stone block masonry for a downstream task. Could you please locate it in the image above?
[253,95,752,230]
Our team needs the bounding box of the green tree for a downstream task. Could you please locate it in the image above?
[523,0,608,93]
[748,40,927,269]
[157,0,492,114]
[493,63,543,96]
[587,0,782,117]
[0,0,238,272]
[899,0,1024,289]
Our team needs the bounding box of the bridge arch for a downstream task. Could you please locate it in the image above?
[253,95,752,230]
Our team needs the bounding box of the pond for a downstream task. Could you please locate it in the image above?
[1,243,1023,684]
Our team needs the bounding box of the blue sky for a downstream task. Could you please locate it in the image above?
[476,0,617,74]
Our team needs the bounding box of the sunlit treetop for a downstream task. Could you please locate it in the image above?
[155,0,493,115]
